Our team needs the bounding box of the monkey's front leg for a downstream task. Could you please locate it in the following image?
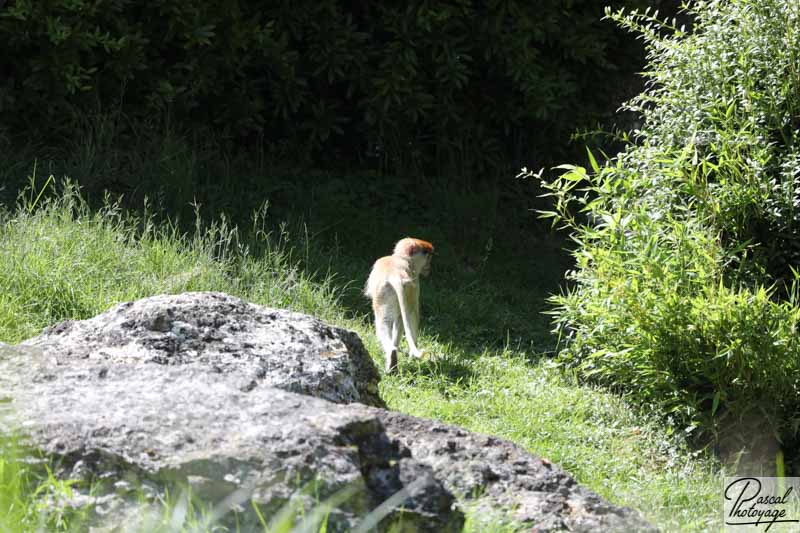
[408,283,425,358]
[404,283,425,358]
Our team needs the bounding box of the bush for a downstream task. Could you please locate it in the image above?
[538,0,800,443]
[0,0,650,177]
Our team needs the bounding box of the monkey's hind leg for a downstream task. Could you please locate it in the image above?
[376,311,399,373]
[386,348,398,373]
[387,320,401,372]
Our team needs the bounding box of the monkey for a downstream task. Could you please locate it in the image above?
[365,237,434,372]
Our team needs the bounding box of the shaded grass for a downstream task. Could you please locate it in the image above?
[0,177,723,531]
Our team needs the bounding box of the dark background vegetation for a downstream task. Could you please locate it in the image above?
[0,0,684,222]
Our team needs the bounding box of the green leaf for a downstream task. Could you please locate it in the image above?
[586,146,600,174]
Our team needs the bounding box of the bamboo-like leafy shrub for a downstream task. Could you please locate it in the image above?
[539,0,800,443]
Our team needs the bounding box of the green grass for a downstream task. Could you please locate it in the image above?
[0,179,342,344]
[0,435,92,532]
[0,176,724,531]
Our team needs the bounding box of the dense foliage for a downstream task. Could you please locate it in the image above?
[0,0,650,177]
[540,0,800,446]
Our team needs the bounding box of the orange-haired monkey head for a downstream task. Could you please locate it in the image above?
[393,237,434,277]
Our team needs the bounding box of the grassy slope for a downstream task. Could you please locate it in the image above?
[0,178,722,531]
[297,176,722,531]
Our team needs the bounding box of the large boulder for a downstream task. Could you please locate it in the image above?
[0,292,654,531]
[20,292,384,407]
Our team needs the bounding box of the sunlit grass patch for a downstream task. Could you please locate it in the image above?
[0,179,341,343]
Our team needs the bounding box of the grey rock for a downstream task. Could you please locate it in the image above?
[21,292,383,408]
[0,355,459,531]
[379,411,654,531]
[0,292,655,532]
